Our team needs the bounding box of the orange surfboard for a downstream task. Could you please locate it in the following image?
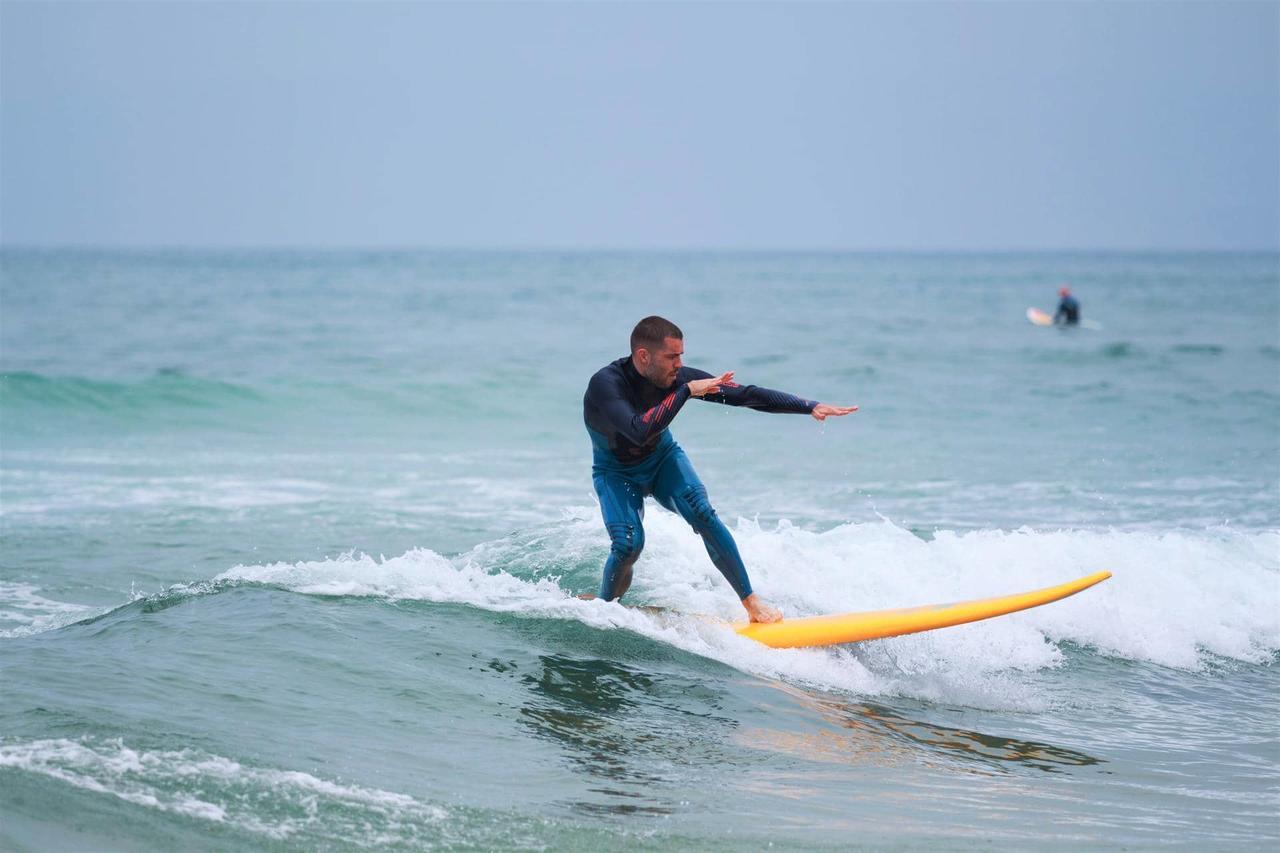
[735,571,1112,648]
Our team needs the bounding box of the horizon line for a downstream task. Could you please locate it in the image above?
[3,243,1278,256]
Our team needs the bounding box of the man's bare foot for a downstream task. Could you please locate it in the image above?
[743,593,783,623]
[577,593,597,601]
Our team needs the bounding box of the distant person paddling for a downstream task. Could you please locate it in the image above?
[581,316,857,623]
[1055,286,1081,326]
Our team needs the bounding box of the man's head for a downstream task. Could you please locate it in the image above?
[630,316,684,388]
[1059,286,1072,297]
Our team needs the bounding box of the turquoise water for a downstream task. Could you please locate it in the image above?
[2,249,1277,849]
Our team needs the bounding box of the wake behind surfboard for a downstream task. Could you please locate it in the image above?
[734,570,1112,648]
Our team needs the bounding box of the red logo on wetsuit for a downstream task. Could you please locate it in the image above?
[641,392,678,426]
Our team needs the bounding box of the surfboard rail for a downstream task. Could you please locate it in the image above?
[734,570,1112,648]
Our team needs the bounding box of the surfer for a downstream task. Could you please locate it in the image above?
[1054,286,1081,326]
[583,316,857,623]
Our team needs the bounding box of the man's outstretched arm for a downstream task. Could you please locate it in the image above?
[686,368,857,419]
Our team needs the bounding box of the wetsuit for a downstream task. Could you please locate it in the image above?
[583,356,816,601]
[1055,295,1080,325]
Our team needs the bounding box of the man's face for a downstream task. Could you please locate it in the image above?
[637,337,684,387]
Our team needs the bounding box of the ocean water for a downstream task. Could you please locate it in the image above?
[1,249,1277,850]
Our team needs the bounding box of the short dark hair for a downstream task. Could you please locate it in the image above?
[630,316,683,353]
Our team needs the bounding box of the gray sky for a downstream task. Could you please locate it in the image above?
[2,1,1276,250]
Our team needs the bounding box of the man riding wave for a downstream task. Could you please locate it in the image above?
[583,316,857,623]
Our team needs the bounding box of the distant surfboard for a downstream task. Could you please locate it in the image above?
[1028,307,1103,330]
[734,571,1112,648]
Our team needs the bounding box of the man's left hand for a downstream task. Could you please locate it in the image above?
[811,403,858,421]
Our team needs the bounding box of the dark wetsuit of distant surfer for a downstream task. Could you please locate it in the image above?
[582,316,857,624]
[1055,287,1080,326]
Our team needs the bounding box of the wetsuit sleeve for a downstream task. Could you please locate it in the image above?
[588,370,693,444]
[683,367,816,414]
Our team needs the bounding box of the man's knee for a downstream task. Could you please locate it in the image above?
[676,484,718,531]
[606,522,645,563]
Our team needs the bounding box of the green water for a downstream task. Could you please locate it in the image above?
[2,250,1277,849]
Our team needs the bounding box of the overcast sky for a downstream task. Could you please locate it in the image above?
[2,1,1276,250]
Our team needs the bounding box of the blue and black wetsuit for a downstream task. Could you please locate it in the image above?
[1055,295,1080,325]
[583,356,816,601]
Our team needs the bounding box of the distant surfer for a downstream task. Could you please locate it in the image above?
[1054,286,1081,326]
[582,316,857,623]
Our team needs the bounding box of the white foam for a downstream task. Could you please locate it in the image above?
[0,582,95,638]
[213,515,1279,709]
[0,737,446,844]
[217,548,567,604]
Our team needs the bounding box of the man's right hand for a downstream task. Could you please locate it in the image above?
[688,371,734,397]
[810,403,858,421]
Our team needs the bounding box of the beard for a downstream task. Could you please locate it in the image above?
[641,361,674,388]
